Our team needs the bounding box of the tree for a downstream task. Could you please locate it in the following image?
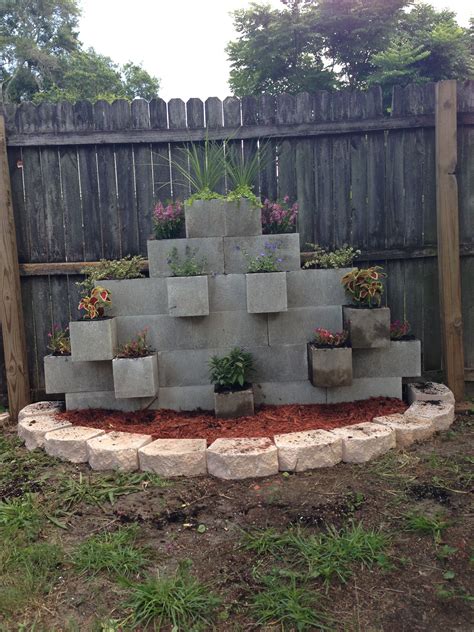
[227,0,473,96]
[1,0,160,103]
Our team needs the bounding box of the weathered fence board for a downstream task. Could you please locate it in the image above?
[1,81,473,403]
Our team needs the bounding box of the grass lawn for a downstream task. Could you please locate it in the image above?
[0,414,472,631]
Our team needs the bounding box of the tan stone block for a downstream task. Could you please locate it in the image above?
[373,413,433,448]
[44,426,105,463]
[273,429,342,471]
[206,437,278,480]
[404,400,455,432]
[139,438,207,477]
[330,422,395,463]
[86,431,152,471]
[18,415,72,450]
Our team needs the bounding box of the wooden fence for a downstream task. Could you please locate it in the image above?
[0,81,473,412]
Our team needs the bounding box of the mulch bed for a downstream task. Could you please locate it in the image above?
[58,397,407,444]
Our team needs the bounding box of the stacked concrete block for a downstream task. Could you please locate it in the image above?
[70,318,117,361]
[49,200,421,412]
[112,354,159,399]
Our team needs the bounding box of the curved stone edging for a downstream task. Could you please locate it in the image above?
[16,384,456,480]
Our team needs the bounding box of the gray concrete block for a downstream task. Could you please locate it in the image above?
[268,307,343,345]
[166,275,210,317]
[326,377,402,403]
[95,279,168,316]
[66,391,151,411]
[44,355,113,394]
[224,233,301,273]
[246,272,287,313]
[308,345,352,387]
[70,318,117,361]
[214,387,255,418]
[116,311,269,351]
[152,385,214,411]
[113,354,159,399]
[147,238,224,277]
[185,198,262,238]
[353,340,421,378]
[343,306,390,349]
[208,274,246,312]
[287,269,349,308]
[254,381,327,405]
[157,344,308,387]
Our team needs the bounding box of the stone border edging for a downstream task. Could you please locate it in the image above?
[16,383,456,480]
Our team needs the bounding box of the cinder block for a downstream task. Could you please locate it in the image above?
[307,345,352,387]
[166,275,210,317]
[215,387,255,418]
[44,355,113,394]
[66,391,150,412]
[116,311,269,351]
[139,438,208,477]
[70,318,117,361]
[224,233,301,274]
[87,431,152,471]
[286,269,349,308]
[157,344,308,387]
[44,426,105,463]
[254,381,326,405]
[147,238,224,277]
[246,272,287,313]
[208,274,246,312]
[113,354,159,398]
[352,340,421,378]
[207,437,279,480]
[95,279,168,316]
[274,429,343,471]
[343,307,390,349]
[268,307,343,345]
[185,198,262,238]
[152,385,214,411]
[326,377,402,403]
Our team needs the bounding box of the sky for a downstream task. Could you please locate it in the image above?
[78,0,472,101]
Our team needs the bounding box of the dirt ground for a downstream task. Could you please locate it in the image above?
[0,414,472,631]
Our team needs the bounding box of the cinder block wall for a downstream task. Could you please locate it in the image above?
[46,229,421,411]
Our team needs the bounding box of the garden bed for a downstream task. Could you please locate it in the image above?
[58,397,406,444]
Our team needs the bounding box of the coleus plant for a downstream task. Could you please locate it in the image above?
[78,286,112,319]
[341,266,386,308]
[312,328,349,348]
[390,320,411,340]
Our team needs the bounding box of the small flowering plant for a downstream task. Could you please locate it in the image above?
[261,196,298,234]
[78,286,112,319]
[116,329,153,358]
[152,200,184,240]
[47,324,71,355]
[243,241,284,273]
[341,266,386,308]
[311,328,349,348]
[167,246,206,277]
[390,320,411,340]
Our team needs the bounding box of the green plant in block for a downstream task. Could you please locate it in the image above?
[209,347,254,391]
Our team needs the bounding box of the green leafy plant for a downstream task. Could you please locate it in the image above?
[303,244,360,269]
[167,246,206,277]
[72,525,150,578]
[77,255,145,296]
[173,135,226,202]
[311,328,349,348]
[226,185,260,207]
[47,324,71,355]
[243,241,283,273]
[404,511,449,544]
[0,494,43,541]
[78,286,112,320]
[116,329,153,358]
[341,266,386,308]
[121,562,221,631]
[152,200,184,239]
[209,347,254,391]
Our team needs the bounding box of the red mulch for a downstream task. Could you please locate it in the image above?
[58,397,407,445]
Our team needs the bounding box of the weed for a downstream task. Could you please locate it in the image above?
[252,573,332,631]
[121,561,221,630]
[404,511,449,543]
[243,523,390,587]
[0,494,42,540]
[72,524,150,578]
[436,544,458,560]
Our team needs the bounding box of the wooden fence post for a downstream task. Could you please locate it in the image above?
[435,80,465,401]
[0,115,30,420]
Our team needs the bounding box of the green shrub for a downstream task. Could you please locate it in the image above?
[303,244,360,269]
[209,347,254,390]
[78,255,145,295]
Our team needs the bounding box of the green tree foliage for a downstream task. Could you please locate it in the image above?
[1,0,160,103]
[227,0,473,96]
